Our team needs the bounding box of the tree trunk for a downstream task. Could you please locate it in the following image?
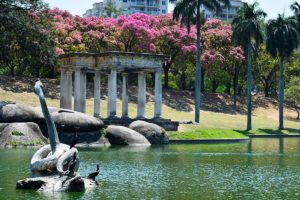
[226,82,231,94]
[295,106,299,120]
[195,3,202,123]
[211,79,218,93]
[9,63,15,76]
[264,81,270,97]
[180,71,186,90]
[163,63,170,89]
[201,68,205,92]
[233,65,239,107]
[246,42,252,131]
[151,73,155,87]
[279,56,284,130]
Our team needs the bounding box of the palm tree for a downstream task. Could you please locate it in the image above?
[232,2,266,130]
[291,2,300,21]
[170,0,230,123]
[104,3,117,18]
[291,1,300,32]
[266,14,299,130]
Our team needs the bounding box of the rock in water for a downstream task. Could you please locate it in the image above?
[34,107,105,132]
[0,103,39,123]
[16,175,96,192]
[129,120,169,144]
[0,122,48,147]
[106,125,151,146]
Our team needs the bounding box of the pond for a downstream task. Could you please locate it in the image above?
[1,138,300,200]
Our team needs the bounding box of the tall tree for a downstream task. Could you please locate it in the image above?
[232,2,266,130]
[171,0,230,123]
[0,0,56,77]
[286,77,300,120]
[104,3,123,18]
[291,1,300,31]
[266,14,299,130]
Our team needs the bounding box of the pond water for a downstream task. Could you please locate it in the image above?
[1,138,300,200]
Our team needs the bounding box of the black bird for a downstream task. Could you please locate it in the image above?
[87,164,99,181]
[67,152,78,176]
[69,126,79,149]
[57,124,65,141]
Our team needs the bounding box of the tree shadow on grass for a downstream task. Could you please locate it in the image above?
[233,129,250,136]
[235,128,300,135]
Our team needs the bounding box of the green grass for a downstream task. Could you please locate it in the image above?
[1,87,299,140]
[169,128,248,139]
[169,126,300,140]
[246,128,300,135]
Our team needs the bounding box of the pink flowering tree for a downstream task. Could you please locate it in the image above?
[155,14,196,88]
[201,19,244,94]
[108,13,159,52]
[48,8,86,53]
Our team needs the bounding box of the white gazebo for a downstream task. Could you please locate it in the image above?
[59,51,166,120]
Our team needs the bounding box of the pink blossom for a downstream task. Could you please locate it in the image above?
[55,47,65,55]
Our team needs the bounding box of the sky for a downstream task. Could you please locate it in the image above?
[44,0,295,19]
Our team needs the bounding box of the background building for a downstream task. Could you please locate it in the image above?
[202,0,243,21]
[83,0,168,17]
[83,2,105,17]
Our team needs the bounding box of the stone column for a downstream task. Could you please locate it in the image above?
[137,71,146,118]
[94,71,101,118]
[122,73,129,118]
[74,68,81,112]
[154,70,162,118]
[74,68,86,113]
[60,69,73,110]
[107,69,117,118]
[80,70,87,113]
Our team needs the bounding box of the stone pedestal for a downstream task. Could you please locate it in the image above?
[60,70,73,110]
[137,72,146,118]
[94,71,101,118]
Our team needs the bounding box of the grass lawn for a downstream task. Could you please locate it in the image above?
[168,128,248,139]
[1,87,299,139]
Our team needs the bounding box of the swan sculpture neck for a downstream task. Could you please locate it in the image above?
[34,80,60,153]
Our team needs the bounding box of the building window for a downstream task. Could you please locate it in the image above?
[162,10,166,13]
[162,1,166,5]
[123,0,127,2]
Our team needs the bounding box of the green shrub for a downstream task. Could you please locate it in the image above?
[11,130,24,136]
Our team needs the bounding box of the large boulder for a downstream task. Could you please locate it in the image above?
[34,107,105,132]
[129,120,169,144]
[0,122,48,147]
[106,125,151,146]
[0,102,39,123]
[0,102,104,132]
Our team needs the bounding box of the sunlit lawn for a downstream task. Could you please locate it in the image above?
[1,89,299,139]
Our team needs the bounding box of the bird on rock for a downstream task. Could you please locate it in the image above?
[69,127,79,149]
[87,164,99,181]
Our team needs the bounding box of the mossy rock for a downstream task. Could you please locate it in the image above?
[0,122,48,147]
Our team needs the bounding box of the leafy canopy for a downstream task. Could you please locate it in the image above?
[171,0,230,32]
[266,14,299,59]
[232,2,267,49]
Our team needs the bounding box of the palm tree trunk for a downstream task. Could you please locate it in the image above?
[195,3,202,123]
[279,56,284,130]
[247,42,252,131]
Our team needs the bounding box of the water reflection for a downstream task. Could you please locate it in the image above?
[247,138,300,154]
[1,138,300,199]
